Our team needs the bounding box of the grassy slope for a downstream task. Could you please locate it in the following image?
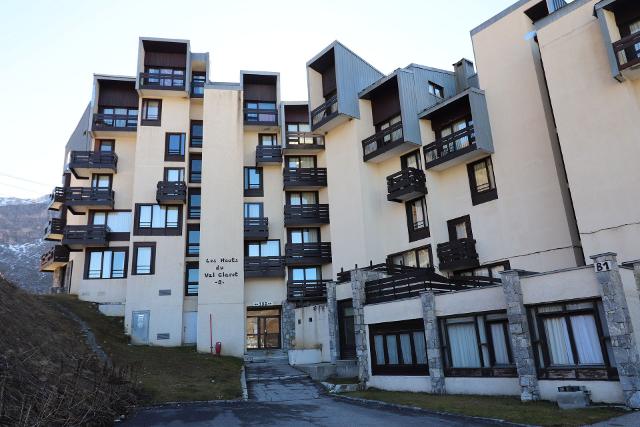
[345,390,626,427]
[47,295,243,403]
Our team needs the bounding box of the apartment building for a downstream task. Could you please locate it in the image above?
[41,0,640,407]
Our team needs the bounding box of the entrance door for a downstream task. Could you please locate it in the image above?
[246,308,281,350]
[338,300,356,359]
[183,312,197,345]
[131,310,150,345]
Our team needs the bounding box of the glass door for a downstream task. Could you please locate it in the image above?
[246,308,281,350]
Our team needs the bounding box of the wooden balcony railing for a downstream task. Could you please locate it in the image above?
[310,95,338,129]
[423,126,476,169]
[386,168,427,202]
[40,245,70,271]
[285,132,325,150]
[244,217,269,240]
[64,187,114,208]
[243,108,278,125]
[68,151,118,172]
[283,204,330,227]
[362,121,404,161]
[436,238,479,271]
[92,113,138,131]
[48,187,66,210]
[62,225,109,246]
[283,167,327,189]
[256,145,283,164]
[244,256,285,278]
[44,217,65,239]
[139,72,185,90]
[285,242,332,265]
[613,32,640,71]
[287,280,330,302]
[156,181,187,204]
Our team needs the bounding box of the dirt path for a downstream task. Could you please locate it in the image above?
[54,302,112,366]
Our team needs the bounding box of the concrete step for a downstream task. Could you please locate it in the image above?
[244,349,289,363]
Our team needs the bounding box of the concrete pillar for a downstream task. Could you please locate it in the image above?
[281,301,296,352]
[591,253,640,408]
[501,270,540,401]
[351,269,385,384]
[420,291,446,394]
[326,281,339,363]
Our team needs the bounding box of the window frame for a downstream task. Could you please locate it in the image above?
[188,188,201,220]
[258,133,278,146]
[245,239,282,257]
[141,99,162,126]
[83,247,129,280]
[428,81,445,98]
[285,191,319,206]
[244,167,264,197]
[165,133,186,161]
[405,197,430,242]
[91,173,113,189]
[369,319,429,376]
[185,261,199,296]
[287,227,320,244]
[189,153,202,183]
[163,167,185,182]
[132,242,156,275]
[88,209,131,241]
[95,139,115,152]
[467,157,498,206]
[244,202,264,218]
[447,215,473,242]
[454,261,511,279]
[186,223,200,257]
[386,245,433,269]
[133,203,183,236]
[400,149,422,170]
[190,120,203,148]
[285,155,317,169]
[288,266,322,281]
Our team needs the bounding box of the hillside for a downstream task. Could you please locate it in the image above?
[0,196,52,293]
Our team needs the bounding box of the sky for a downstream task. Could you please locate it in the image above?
[0,0,515,199]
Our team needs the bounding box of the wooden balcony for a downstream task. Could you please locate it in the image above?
[243,107,278,127]
[285,242,332,265]
[386,168,427,202]
[62,225,109,249]
[244,256,285,278]
[48,187,66,211]
[44,218,65,241]
[139,72,185,91]
[284,204,330,227]
[437,238,479,271]
[283,168,327,190]
[68,151,118,177]
[284,132,325,153]
[362,122,407,162]
[287,280,329,302]
[156,181,187,204]
[614,32,640,76]
[92,113,137,132]
[256,145,282,166]
[40,245,70,272]
[310,95,338,131]
[244,217,269,240]
[64,187,115,211]
[423,126,478,170]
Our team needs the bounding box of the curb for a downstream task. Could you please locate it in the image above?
[331,394,532,427]
[245,374,309,382]
[240,366,249,401]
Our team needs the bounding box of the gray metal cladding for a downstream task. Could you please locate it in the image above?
[396,70,421,146]
[407,65,457,114]
[468,88,494,154]
[334,43,384,119]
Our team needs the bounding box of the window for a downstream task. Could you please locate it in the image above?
[376,115,402,143]
[369,320,428,376]
[188,188,201,219]
[286,191,317,205]
[447,215,472,242]
[528,300,615,380]
[185,262,199,296]
[286,156,316,169]
[440,312,515,377]
[90,211,131,239]
[288,228,319,244]
[190,154,202,183]
[401,150,422,170]
[141,99,162,125]
[428,81,444,98]
[259,134,277,146]
[467,157,498,205]
[245,101,277,123]
[84,248,128,279]
[97,107,137,128]
[289,266,321,281]
[186,224,200,256]
[134,204,182,236]
[164,168,185,182]
[455,261,510,279]
[144,67,185,88]
[244,167,263,197]
[165,133,186,161]
[91,174,112,189]
[387,245,432,269]
[286,123,322,146]
[425,117,474,164]
[405,197,429,242]
[132,242,156,275]
[191,72,206,96]
[190,120,203,147]
[246,240,281,257]
[96,140,115,152]
[244,202,263,218]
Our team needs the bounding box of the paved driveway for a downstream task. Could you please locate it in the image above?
[122,361,503,426]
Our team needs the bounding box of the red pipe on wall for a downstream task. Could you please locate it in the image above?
[209,313,213,354]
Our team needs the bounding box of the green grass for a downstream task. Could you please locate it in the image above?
[45,295,243,404]
[344,389,626,426]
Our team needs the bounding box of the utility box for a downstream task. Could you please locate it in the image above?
[557,386,591,409]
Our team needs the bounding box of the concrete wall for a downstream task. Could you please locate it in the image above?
[294,304,331,362]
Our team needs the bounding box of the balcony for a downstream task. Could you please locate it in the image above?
[362,122,409,162]
[595,0,640,81]
[62,225,109,249]
[40,245,70,272]
[243,106,278,127]
[284,204,330,227]
[283,168,327,190]
[244,256,285,278]
[64,187,115,212]
[437,238,479,271]
[386,168,427,203]
[68,151,118,178]
[44,218,65,241]
[613,32,640,79]
[256,145,282,166]
[48,187,66,211]
[139,72,185,91]
[287,280,329,302]
[156,181,187,205]
[424,126,477,169]
[310,95,338,131]
[285,242,332,265]
[244,217,269,240]
[92,112,137,132]
[284,132,325,153]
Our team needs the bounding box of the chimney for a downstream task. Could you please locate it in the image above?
[453,58,476,94]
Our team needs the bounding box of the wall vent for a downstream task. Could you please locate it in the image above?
[157,333,170,340]
[159,289,171,296]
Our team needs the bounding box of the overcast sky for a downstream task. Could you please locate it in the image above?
[0,0,515,199]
